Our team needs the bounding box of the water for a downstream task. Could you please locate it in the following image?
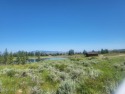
[28,59,40,62]
[28,57,67,63]
[45,57,66,60]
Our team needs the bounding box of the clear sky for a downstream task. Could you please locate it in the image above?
[0,0,125,52]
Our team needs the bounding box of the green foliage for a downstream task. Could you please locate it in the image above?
[82,61,91,67]
[101,49,109,54]
[0,54,124,94]
[55,64,67,71]
[35,51,41,61]
[56,80,76,94]
[69,55,84,61]
[0,81,2,93]
[0,55,4,64]
[0,49,14,65]
[16,51,28,64]
[83,50,87,55]
[30,86,42,94]
[8,52,14,64]
[76,80,93,94]
[6,69,16,77]
[3,48,9,64]
[68,49,74,55]
[16,55,22,64]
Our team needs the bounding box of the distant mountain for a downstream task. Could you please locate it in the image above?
[42,51,63,54]
[31,50,66,54]
[110,49,125,53]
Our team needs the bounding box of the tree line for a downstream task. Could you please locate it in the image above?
[0,49,28,65]
[0,48,124,64]
[0,49,66,65]
[68,49,109,55]
[68,48,125,56]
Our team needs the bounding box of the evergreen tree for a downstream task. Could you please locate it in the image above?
[36,52,41,61]
[3,48,9,64]
[0,55,4,64]
[21,56,26,65]
[21,51,27,64]
[101,49,104,54]
[105,49,109,53]
[25,52,29,60]
[101,49,109,54]
[68,49,74,55]
[16,51,27,64]
[8,52,14,64]
[83,50,87,55]
[16,54,22,64]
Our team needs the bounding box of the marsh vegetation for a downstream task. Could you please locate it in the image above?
[0,50,125,94]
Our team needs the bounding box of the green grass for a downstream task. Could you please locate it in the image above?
[0,54,125,94]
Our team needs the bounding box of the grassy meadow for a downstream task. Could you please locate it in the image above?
[0,54,125,94]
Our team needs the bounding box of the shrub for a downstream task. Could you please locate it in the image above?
[76,80,92,94]
[6,69,16,77]
[31,75,44,85]
[102,57,109,60]
[58,72,69,81]
[55,64,67,71]
[29,65,38,69]
[120,66,125,71]
[69,68,83,80]
[88,69,101,79]
[56,80,76,94]
[90,60,98,64]
[124,62,125,65]
[38,65,44,73]
[113,64,120,69]
[82,61,91,67]
[46,72,60,83]
[0,81,2,93]
[30,86,41,94]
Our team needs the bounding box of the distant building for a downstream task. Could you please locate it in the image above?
[85,52,98,57]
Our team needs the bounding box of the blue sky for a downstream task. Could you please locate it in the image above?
[0,0,125,52]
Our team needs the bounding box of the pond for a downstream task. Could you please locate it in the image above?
[28,57,67,63]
